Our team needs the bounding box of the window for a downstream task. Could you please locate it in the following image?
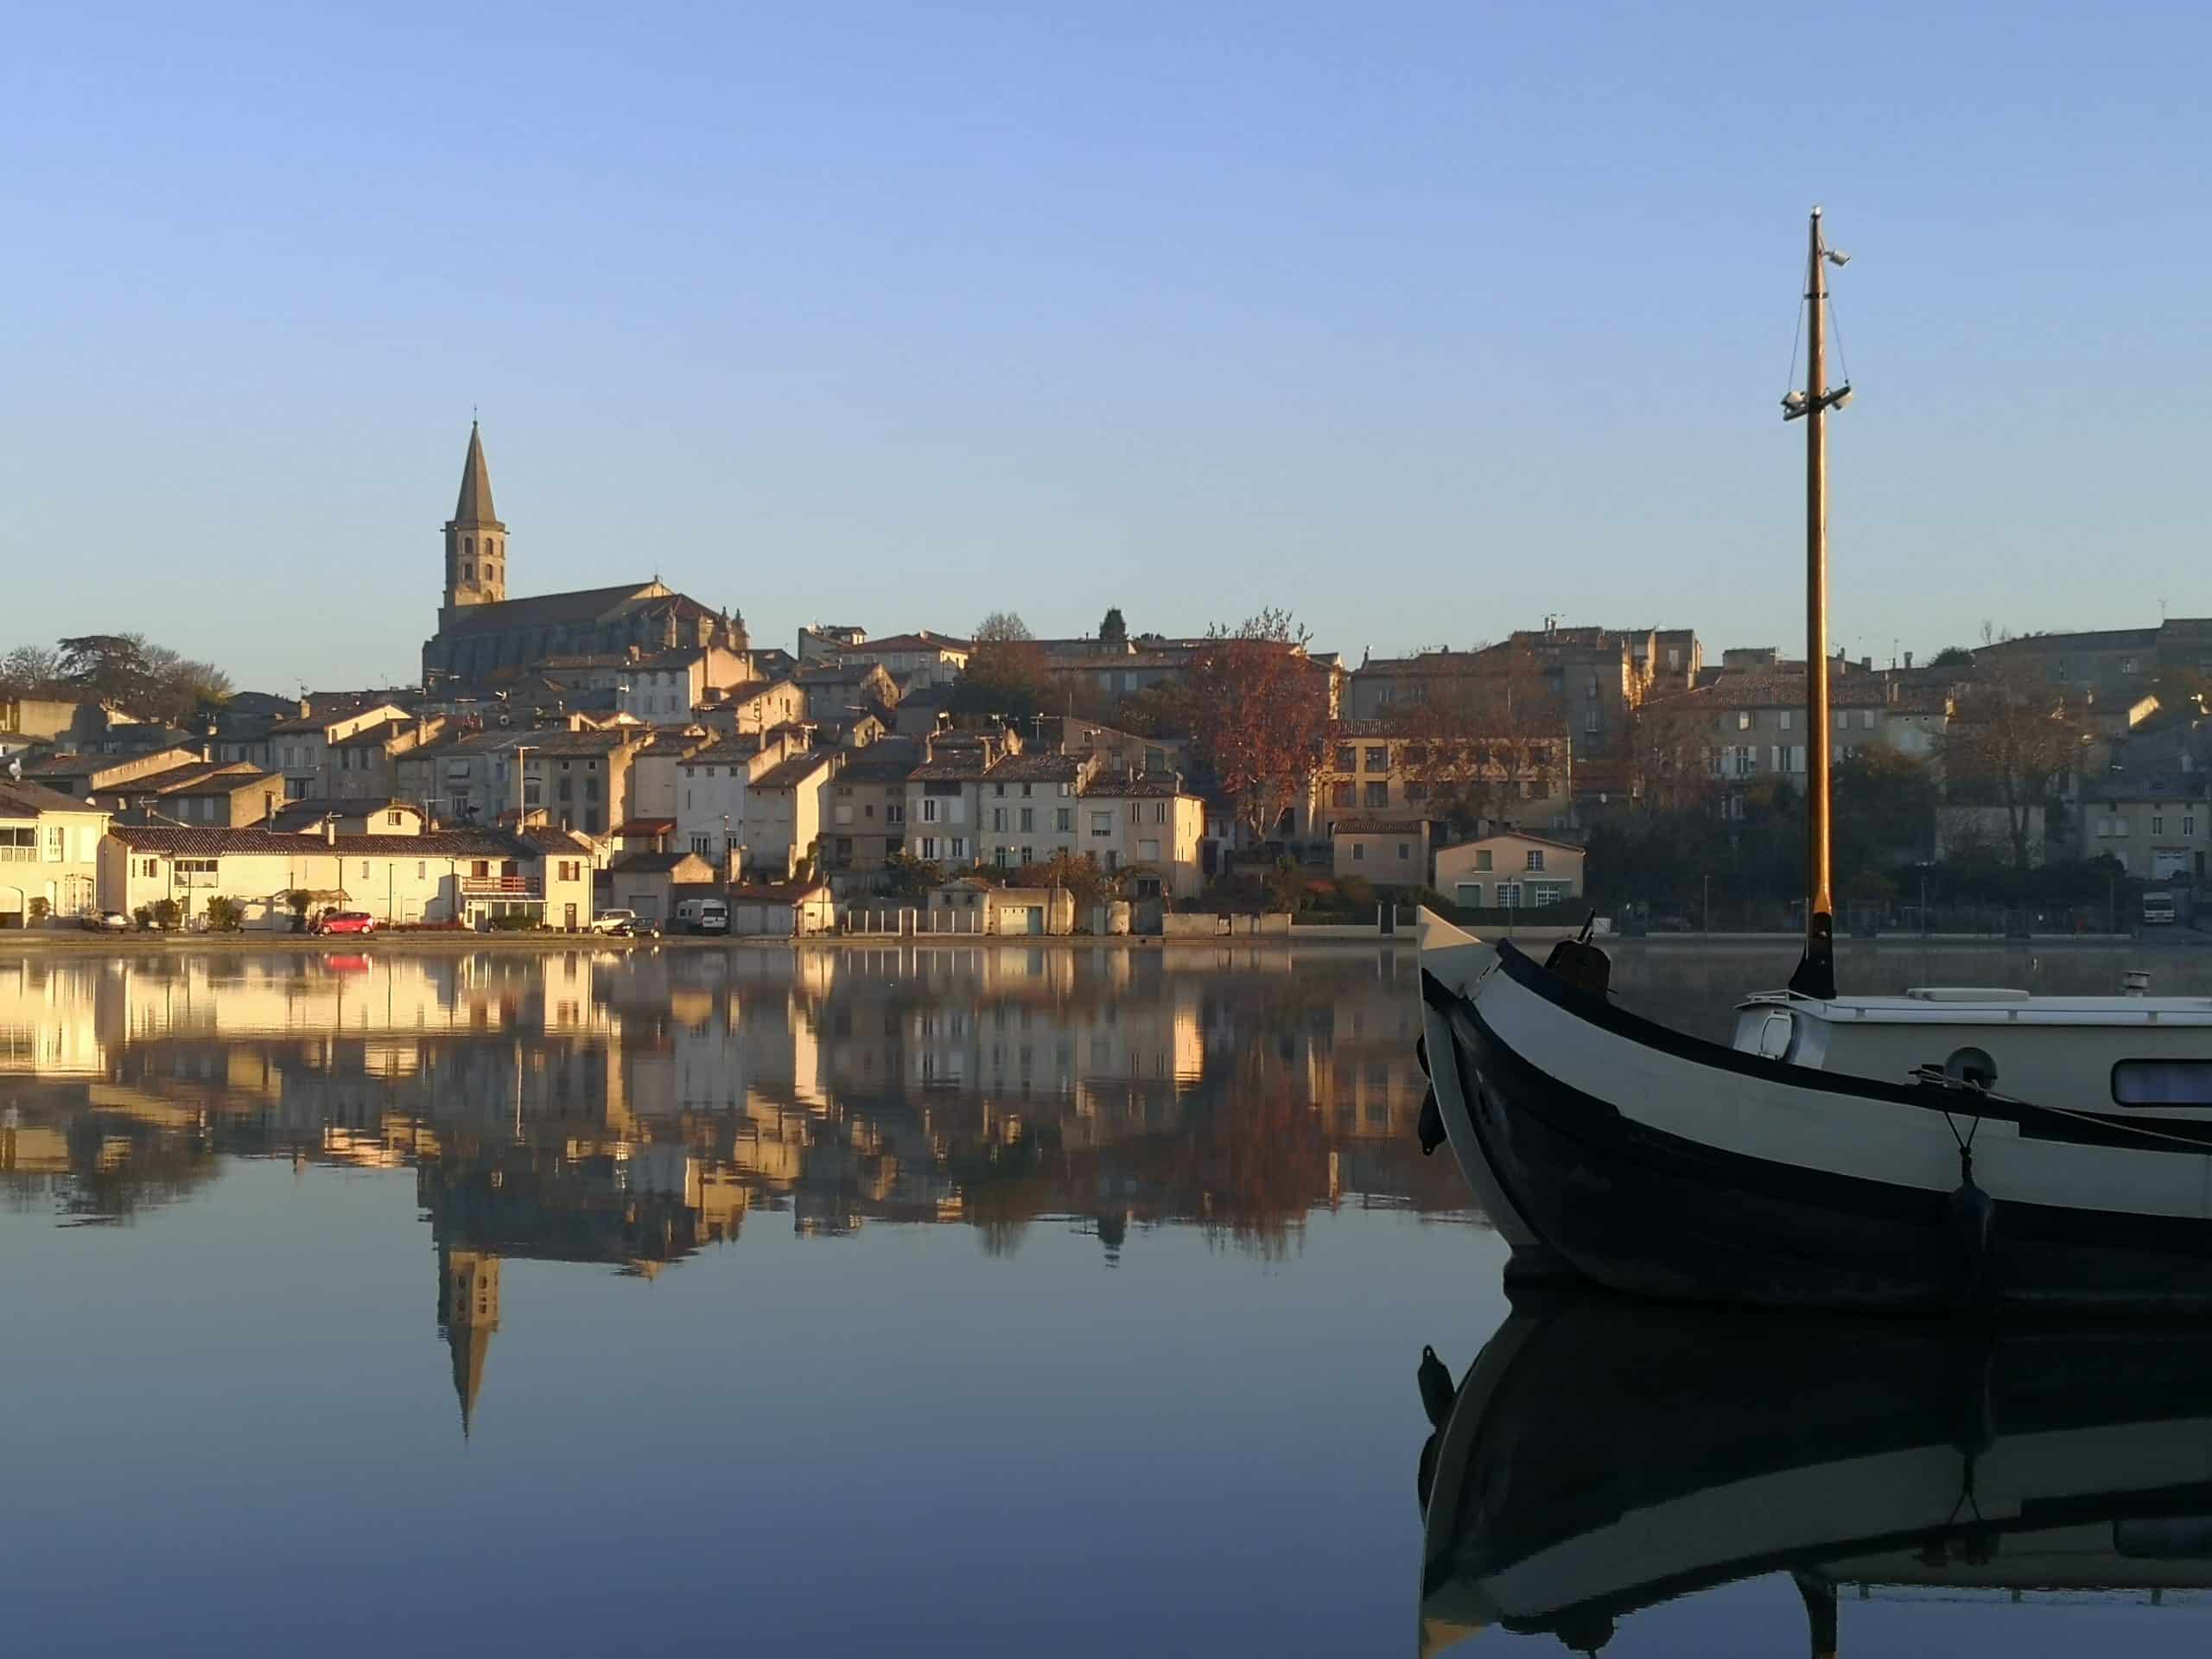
[919,836,939,860]
[692,834,712,854]
[1019,807,1034,832]
[991,808,1007,832]
[1533,882,1565,906]
[2154,817,2164,836]
[887,804,905,826]
[1334,745,1356,772]
[1363,782,1389,808]
[1860,709,1876,730]
[2113,1060,2212,1106]
[1364,746,1388,772]
[1057,809,1073,833]
[1331,782,1355,808]
[1584,708,1599,734]
[1454,881,1483,907]
[1835,709,1849,730]
[1090,811,1112,837]
[1497,880,1522,907]
[1526,849,1545,871]
[1779,710,1793,731]
[360,861,372,880]
[1474,850,1493,872]
[46,826,65,860]
[2187,817,2197,836]
[1397,842,1410,860]
[922,798,940,823]
[417,861,427,879]
[1404,780,1429,803]
[1352,842,1365,861]
[1737,711,1751,731]
[950,837,966,859]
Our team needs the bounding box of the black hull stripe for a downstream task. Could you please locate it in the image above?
[1452,988,2212,1306]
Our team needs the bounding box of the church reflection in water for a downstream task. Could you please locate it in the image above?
[1,944,1478,1429]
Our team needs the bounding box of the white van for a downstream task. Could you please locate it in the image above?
[2143,891,2177,926]
[674,896,730,935]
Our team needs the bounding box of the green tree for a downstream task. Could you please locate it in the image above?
[151,898,181,931]
[881,851,941,901]
[204,896,245,932]
[1099,607,1128,646]
[1929,645,1974,668]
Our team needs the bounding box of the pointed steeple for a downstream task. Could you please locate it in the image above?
[436,1243,501,1439]
[454,420,498,526]
[442,422,507,612]
[447,1319,494,1439]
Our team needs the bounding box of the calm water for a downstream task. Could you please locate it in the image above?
[2,939,2208,1656]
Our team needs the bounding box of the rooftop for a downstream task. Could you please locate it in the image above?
[0,779,106,817]
[106,824,528,857]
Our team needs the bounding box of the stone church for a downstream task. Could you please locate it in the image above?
[420,423,748,687]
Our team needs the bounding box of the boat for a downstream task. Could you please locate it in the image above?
[1414,211,2212,1307]
[1415,1296,2212,1655]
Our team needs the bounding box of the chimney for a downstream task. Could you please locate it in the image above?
[322,817,336,845]
[1904,651,1914,671]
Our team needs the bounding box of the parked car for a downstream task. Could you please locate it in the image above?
[591,909,639,935]
[315,911,377,937]
[79,911,132,932]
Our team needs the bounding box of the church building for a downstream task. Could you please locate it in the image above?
[421,423,749,687]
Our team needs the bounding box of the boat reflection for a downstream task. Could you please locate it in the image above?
[1417,1297,2212,1653]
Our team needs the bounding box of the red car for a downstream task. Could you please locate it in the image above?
[315,910,377,937]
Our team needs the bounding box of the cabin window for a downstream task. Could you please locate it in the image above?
[2112,1061,2212,1107]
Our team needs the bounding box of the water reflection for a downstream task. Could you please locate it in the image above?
[1417,1297,2212,1654]
[2,944,1478,1425]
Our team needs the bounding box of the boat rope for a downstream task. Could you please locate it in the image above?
[1782,271,1806,401]
[1911,1064,2212,1154]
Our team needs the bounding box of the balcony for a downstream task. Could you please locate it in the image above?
[461,875,541,896]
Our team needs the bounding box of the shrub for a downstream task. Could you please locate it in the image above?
[28,897,49,925]
[151,898,182,931]
[132,904,154,931]
[204,896,245,932]
[487,912,543,931]
[285,889,312,933]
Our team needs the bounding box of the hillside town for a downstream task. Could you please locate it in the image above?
[3,424,2208,936]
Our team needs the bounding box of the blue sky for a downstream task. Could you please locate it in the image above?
[4,2,2209,690]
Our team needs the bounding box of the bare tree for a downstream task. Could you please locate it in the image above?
[1185,610,1331,841]
[1942,628,2082,870]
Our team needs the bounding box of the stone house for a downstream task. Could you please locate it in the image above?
[0,781,111,925]
[1306,719,1574,841]
[1433,832,1586,911]
[604,850,719,924]
[99,824,590,930]
[820,742,917,875]
[1330,819,1432,888]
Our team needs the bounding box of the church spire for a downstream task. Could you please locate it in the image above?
[442,421,507,613]
[454,420,497,525]
[436,1243,501,1439]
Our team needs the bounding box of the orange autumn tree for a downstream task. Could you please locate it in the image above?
[1184,608,1332,842]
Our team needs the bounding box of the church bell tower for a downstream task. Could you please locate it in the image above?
[442,421,506,612]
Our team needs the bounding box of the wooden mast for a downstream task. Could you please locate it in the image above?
[1788,207,1844,1001]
